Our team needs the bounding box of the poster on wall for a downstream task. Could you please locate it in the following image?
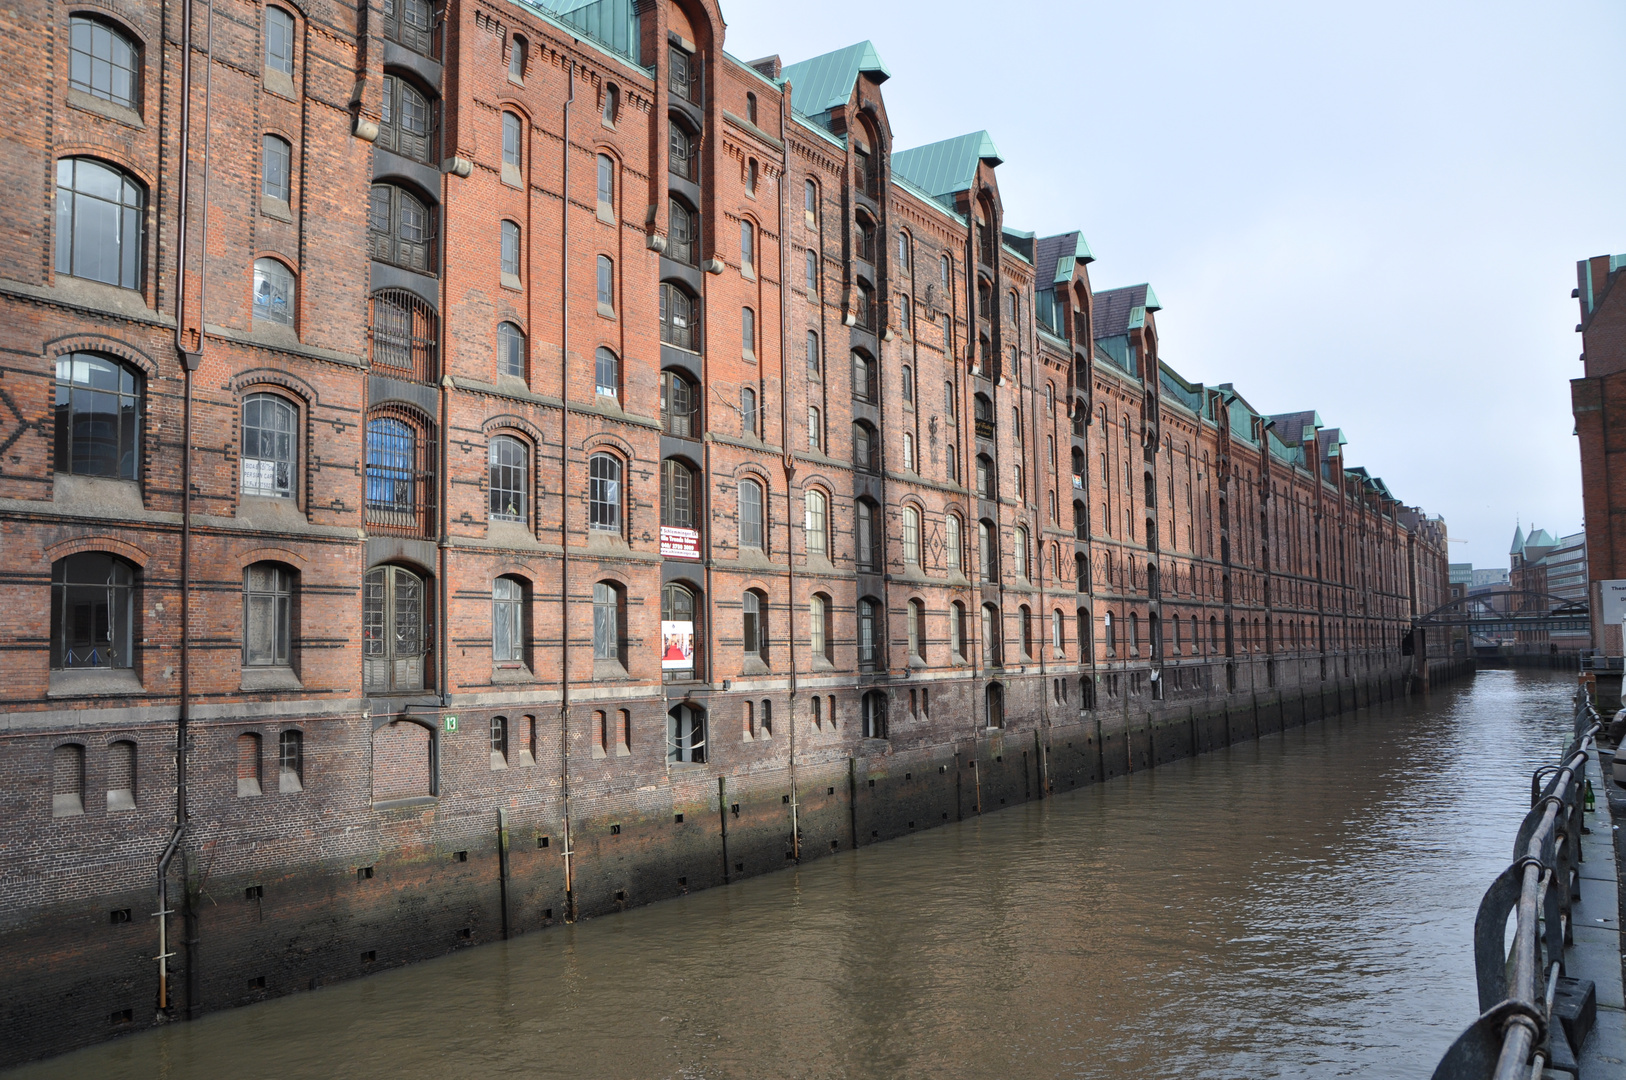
[661,526,701,560]
[661,620,695,670]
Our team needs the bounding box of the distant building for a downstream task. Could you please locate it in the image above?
[1449,562,1474,585]
[1509,525,1589,652]
[1472,567,1510,589]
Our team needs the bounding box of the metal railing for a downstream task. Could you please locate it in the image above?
[1431,694,1600,1079]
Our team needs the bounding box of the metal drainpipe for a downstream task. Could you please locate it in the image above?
[1028,300,1049,796]
[558,58,576,923]
[776,83,800,861]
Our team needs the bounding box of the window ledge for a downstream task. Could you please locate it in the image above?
[48,667,143,699]
[592,659,630,680]
[236,493,308,531]
[487,519,541,549]
[741,657,770,677]
[205,323,362,367]
[501,162,523,188]
[264,68,297,101]
[501,272,523,291]
[54,472,143,516]
[241,666,303,691]
[261,195,294,222]
[373,796,437,811]
[66,88,143,128]
[491,666,535,684]
[597,302,616,320]
[597,203,615,225]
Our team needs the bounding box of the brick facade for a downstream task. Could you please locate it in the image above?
[0,0,1450,1064]
[1572,254,1626,654]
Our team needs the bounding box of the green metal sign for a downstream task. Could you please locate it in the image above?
[443,715,458,733]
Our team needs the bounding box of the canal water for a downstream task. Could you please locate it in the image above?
[10,669,1584,1080]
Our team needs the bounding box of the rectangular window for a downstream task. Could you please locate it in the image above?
[501,221,520,278]
[597,256,613,310]
[807,406,820,450]
[244,564,292,667]
[262,136,291,202]
[741,222,754,272]
[266,8,294,75]
[805,248,818,293]
[806,331,820,376]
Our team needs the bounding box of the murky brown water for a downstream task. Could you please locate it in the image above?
[10,669,1581,1080]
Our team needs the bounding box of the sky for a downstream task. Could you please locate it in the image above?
[717,0,1626,571]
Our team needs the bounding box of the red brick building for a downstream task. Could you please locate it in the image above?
[0,0,1450,1062]
[1572,254,1626,655]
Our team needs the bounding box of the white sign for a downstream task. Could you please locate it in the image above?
[660,526,701,560]
[660,620,694,670]
[1600,579,1626,625]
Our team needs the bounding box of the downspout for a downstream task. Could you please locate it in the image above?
[558,58,577,923]
[776,83,800,861]
[436,9,451,713]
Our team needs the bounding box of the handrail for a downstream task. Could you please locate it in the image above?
[1431,693,1600,1079]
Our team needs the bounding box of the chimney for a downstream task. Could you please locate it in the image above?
[748,54,781,80]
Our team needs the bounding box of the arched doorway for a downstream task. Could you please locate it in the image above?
[667,702,706,763]
[984,682,1005,730]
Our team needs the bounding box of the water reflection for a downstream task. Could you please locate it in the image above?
[8,669,1579,1080]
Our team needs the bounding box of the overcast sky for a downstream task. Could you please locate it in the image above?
[720,0,1626,571]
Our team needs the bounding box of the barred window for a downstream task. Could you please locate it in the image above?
[497,321,525,378]
[56,158,145,290]
[241,393,296,498]
[488,435,526,522]
[54,352,142,480]
[244,563,293,667]
[739,478,763,549]
[588,452,622,532]
[369,289,438,382]
[252,258,296,326]
[69,16,140,109]
[366,418,415,514]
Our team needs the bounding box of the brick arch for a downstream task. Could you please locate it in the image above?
[230,367,317,405]
[236,546,310,571]
[65,3,150,46]
[581,431,634,460]
[493,97,533,124]
[44,334,158,379]
[42,535,151,567]
[252,248,300,274]
[52,146,157,192]
[724,460,772,486]
[797,472,837,497]
[482,414,541,443]
[491,561,542,584]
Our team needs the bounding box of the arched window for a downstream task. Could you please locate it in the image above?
[853,421,877,472]
[805,490,828,556]
[265,6,295,74]
[365,409,434,536]
[1014,526,1029,580]
[596,254,614,311]
[746,91,758,124]
[668,118,695,180]
[70,15,141,108]
[588,452,622,532]
[488,435,526,522]
[237,733,263,797]
[979,519,996,582]
[740,220,754,271]
[262,135,291,202]
[950,601,967,658]
[1129,612,1140,655]
[902,432,915,472]
[369,288,438,383]
[1074,499,1087,539]
[982,603,1002,666]
[945,514,963,574]
[491,715,510,768]
[500,110,523,175]
[54,352,142,480]
[977,454,995,499]
[739,478,764,549]
[107,738,137,810]
[593,581,625,662]
[602,83,619,125]
[661,583,701,682]
[244,562,294,668]
[1076,553,1089,593]
[381,75,434,163]
[902,506,921,565]
[492,576,526,666]
[855,282,876,331]
[851,350,876,402]
[661,458,697,530]
[368,183,433,272]
[56,158,146,289]
[907,599,925,660]
[500,220,521,279]
[52,743,86,817]
[855,500,879,571]
[596,154,614,211]
[897,295,911,335]
[579,346,614,401]
[857,597,880,668]
[252,258,296,326]
[661,369,698,436]
[861,690,887,738]
[469,322,513,384]
[668,198,697,265]
[1020,604,1033,657]
[1078,608,1092,657]
[742,306,756,356]
[900,364,914,404]
[277,730,303,792]
[743,590,767,662]
[238,392,297,499]
[807,406,821,450]
[362,564,427,692]
[804,179,818,223]
[741,386,758,436]
[50,553,136,672]
[806,595,832,663]
[805,247,819,293]
[1104,611,1116,655]
[382,0,433,55]
[659,282,698,349]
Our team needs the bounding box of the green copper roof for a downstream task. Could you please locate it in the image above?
[1142,284,1162,312]
[779,41,890,117]
[1052,233,1094,283]
[522,0,641,63]
[892,131,1003,198]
